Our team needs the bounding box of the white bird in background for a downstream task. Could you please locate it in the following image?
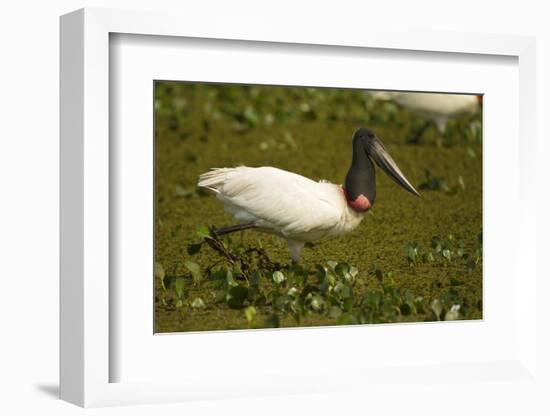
[372,92,481,141]
[198,128,419,262]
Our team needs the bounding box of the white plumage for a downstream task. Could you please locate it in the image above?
[372,92,480,132]
[198,167,364,261]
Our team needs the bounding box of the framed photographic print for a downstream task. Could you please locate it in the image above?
[60,7,538,408]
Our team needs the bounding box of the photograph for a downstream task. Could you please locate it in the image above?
[154,81,483,333]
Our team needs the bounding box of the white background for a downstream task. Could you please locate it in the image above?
[1,1,548,415]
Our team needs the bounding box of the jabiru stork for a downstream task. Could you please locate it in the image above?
[372,92,482,143]
[198,127,419,262]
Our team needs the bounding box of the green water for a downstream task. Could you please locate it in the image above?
[154,82,482,332]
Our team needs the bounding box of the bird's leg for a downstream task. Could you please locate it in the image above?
[211,222,257,236]
[434,117,448,135]
[287,240,305,264]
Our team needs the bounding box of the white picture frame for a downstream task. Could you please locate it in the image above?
[60,7,538,408]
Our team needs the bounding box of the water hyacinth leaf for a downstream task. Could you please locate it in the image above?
[431,299,443,320]
[300,284,319,299]
[381,299,395,316]
[184,260,203,285]
[329,306,342,319]
[243,106,259,126]
[155,262,166,290]
[155,262,165,280]
[191,297,206,309]
[327,260,338,270]
[196,224,211,239]
[318,278,329,294]
[249,271,261,286]
[414,298,425,314]
[232,263,244,278]
[175,278,185,300]
[187,243,202,255]
[343,272,355,284]
[334,282,352,299]
[445,305,461,321]
[431,237,443,253]
[383,284,397,298]
[275,295,291,310]
[475,249,482,264]
[343,297,354,312]
[443,288,460,305]
[310,295,325,312]
[209,269,226,281]
[272,271,286,284]
[287,287,299,298]
[364,291,380,307]
[214,289,227,303]
[222,235,232,247]
[407,243,419,265]
[227,286,249,309]
[335,262,350,278]
[290,298,302,315]
[244,306,257,325]
[254,292,267,307]
[399,303,412,316]
[226,269,238,287]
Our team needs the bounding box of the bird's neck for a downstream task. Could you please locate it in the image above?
[344,140,375,212]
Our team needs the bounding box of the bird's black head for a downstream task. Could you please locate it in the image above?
[352,127,377,144]
[345,127,420,208]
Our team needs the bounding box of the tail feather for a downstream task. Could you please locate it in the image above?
[197,168,235,193]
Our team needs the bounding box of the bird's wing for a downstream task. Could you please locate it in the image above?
[199,167,343,237]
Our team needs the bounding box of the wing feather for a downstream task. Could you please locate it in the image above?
[198,167,344,238]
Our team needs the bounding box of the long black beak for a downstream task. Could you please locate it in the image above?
[367,137,420,197]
